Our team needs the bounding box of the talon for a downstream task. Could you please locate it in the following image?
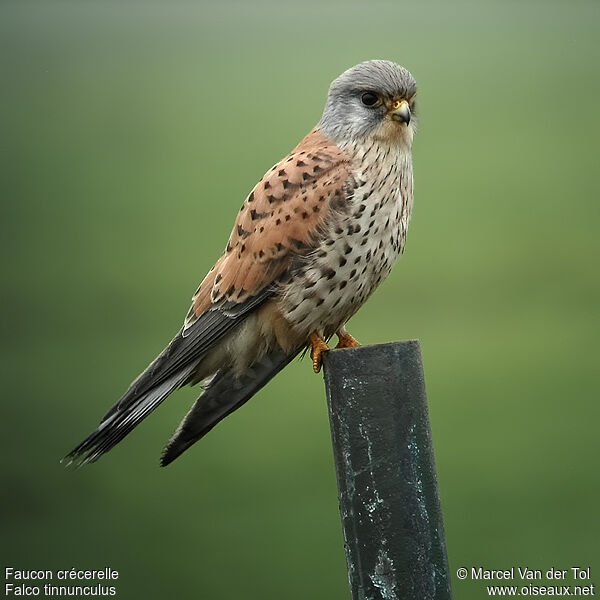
[309,332,330,373]
[335,329,361,349]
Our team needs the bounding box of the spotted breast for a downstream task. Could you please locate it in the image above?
[278,136,414,340]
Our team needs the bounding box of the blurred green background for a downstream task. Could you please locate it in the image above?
[2,1,599,598]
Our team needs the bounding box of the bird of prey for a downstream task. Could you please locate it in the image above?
[66,60,417,467]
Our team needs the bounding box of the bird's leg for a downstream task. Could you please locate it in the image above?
[309,332,330,373]
[335,326,361,349]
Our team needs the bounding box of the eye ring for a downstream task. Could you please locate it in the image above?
[360,92,381,107]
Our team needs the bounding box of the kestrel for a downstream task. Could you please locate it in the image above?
[67,60,417,466]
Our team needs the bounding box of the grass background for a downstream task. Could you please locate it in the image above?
[1,1,599,598]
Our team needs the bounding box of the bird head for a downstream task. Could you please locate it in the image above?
[319,60,417,147]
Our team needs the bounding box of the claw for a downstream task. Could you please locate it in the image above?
[309,332,330,373]
[335,329,361,349]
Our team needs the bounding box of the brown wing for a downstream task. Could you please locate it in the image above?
[66,129,353,465]
[184,128,351,328]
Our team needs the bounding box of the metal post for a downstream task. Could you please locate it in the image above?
[322,340,452,600]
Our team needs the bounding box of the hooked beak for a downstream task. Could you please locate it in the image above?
[391,99,411,125]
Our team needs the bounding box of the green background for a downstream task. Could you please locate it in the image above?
[2,1,599,598]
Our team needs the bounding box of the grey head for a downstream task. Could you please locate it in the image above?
[319,60,417,145]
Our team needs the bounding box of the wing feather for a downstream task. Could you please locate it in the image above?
[184,128,351,330]
[66,128,354,465]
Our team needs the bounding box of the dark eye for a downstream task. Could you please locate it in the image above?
[361,92,380,107]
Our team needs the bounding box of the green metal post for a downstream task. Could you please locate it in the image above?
[323,341,452,600]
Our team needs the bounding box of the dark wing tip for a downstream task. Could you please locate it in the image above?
[159,347,302,467]
[160,417,207,467]
[160,444,179,468]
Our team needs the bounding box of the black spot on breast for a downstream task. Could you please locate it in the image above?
[339,281,347,289]
[264,181,271,190]
[353,207,365,218]
[339,257,347,267]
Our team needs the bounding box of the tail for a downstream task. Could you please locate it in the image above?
[65,307,242,466]
[65,287,282,466]
[160,347,301,466]
[65,362,197,466]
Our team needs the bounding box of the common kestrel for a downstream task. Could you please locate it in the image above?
[67,60,417,466]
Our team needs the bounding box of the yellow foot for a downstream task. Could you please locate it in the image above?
[309,332,330,373]
[335,330,361,349]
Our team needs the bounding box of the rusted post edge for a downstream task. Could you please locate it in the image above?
[322,340,453,600]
